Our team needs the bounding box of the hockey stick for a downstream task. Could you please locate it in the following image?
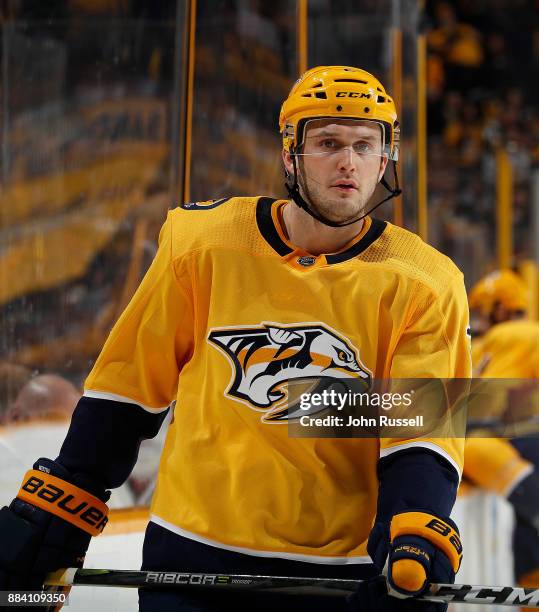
[45,568,539,607]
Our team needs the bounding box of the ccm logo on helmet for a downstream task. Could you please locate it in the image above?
[336,92,371,98]
[21,475,108,532]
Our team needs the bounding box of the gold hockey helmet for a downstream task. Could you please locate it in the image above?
[469,270,529,315]
[279,66,399,161]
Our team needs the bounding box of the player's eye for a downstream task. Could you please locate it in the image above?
[320,139,337,149]
[353,142,373,154]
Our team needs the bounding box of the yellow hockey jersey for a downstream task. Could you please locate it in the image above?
[469,319,539,430]
[464,320,539,493]
[473,319,539,378]
[84,196,471,563]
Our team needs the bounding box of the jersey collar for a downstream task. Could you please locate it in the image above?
[256,197,387,265]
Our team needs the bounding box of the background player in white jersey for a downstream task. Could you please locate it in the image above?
[0,374,137,510]
[0,67,470,611]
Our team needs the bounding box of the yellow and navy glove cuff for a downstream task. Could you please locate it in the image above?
[15,459,110,537]
[390,511,462,573]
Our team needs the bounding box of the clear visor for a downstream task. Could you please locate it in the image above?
[296,118,399,162]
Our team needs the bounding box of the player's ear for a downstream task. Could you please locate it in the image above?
[378,155,389,182]
[282,149,293,176]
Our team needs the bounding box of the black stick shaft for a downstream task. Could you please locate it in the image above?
[46,569,539,607]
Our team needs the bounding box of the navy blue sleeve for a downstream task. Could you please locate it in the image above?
[57,396,169,489]
[367,448,460,570]
[375,448,459,522]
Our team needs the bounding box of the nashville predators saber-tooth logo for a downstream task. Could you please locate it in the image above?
[208,323,372,422]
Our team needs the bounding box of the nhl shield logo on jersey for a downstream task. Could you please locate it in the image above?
[208,323,371,422]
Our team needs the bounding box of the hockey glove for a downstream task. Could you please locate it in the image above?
[0,458,110,594]
[350,511,462,611]
[384,511,461,598]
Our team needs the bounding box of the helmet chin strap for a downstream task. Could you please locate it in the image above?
[285,151,402,228]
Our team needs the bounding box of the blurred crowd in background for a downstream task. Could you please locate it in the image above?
[425,0,539,270]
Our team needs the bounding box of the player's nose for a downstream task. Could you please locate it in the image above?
[335,146,357,172]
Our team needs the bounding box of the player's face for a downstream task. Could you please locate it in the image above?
[287,119,388,224]
[469,307,490,337]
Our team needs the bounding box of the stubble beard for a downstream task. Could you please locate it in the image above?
[298,171,376,225]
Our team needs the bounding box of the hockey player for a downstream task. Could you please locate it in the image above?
[465,269,539,587]
[0,374,135,510]
[0,66,470,611]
